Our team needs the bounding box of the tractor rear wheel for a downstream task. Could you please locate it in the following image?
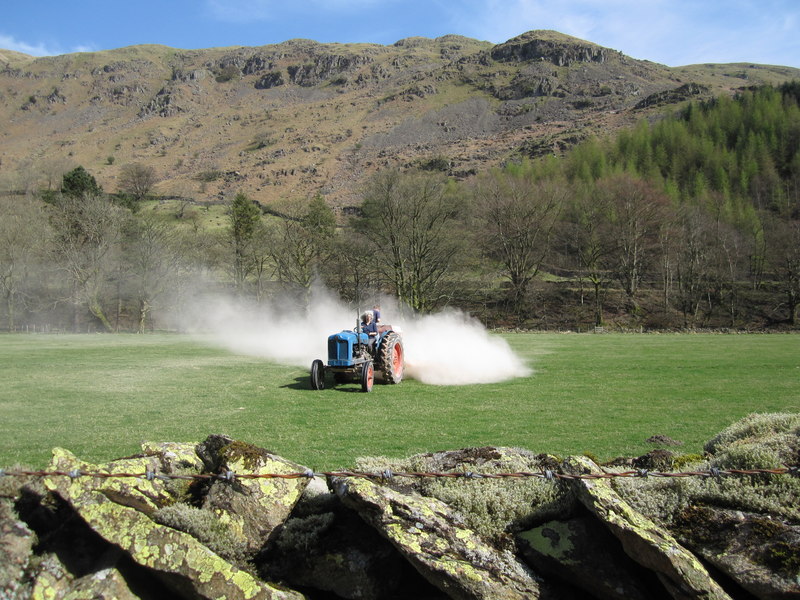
[360,361,374,393]
[310,359,325,390]
[379,332,404,384]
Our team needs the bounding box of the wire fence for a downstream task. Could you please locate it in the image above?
[1,466,797,483]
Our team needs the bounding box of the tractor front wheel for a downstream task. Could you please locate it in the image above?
[360,361,374,393]
[310,359,325,390]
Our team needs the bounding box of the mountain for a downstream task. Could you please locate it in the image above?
[2,30,798,208]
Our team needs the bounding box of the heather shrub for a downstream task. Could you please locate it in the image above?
[153,503,247,564]
[271,512,335,553]
[614,413,800,525]
[356,448,575,542]
[0,465,42,500]
[704,412,800,458]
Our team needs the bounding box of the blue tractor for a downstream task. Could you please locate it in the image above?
[310,322,404,392]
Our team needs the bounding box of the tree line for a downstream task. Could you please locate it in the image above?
[0,83,798,332]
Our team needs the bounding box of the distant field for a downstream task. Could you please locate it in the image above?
[1,332,798,470]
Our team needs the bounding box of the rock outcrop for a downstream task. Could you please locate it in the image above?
[635,82,710,109]
[196,435,311,555]
[518,515,660,600]
[332,475,546,599]
[564,455,733,600]
[138,86,182,118]
[491,30,611,66]
[254,71,284,89]
[674,505,800,599]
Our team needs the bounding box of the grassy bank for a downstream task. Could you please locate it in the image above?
[1,332,798,470]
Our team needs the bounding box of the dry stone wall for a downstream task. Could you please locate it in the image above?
[1,414,798,599]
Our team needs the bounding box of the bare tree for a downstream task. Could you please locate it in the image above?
[249,223,277,304]
[124,214,183,332]
[0,194,48,330]
[118,163,158,202]
[39,157,75,192]
[268,216,316,300]
[597,174,669,310]
[357,169,465,312]
[656,215,678,316]
[161,224,224,331]
[323,233,379,305]
[702,192,748,327]
[49,193,127,331]
[766,216,800,325]
[674,206,716,327]
[265,195,336,305]
[709,222,746,327]
[561,183,614,327]
[473,165,565,309]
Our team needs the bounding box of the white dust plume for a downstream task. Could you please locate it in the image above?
[392,309,531,385]
[178,287,350,367]
[178,288,531,385]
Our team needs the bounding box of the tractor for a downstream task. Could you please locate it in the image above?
[310,320,404,392]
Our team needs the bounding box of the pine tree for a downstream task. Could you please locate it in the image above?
[61,166,102,199]
[229,192,262,291]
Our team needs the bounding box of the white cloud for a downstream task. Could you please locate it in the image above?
[0,33,98,58]
[71,44,99,54]
[442,0,800,67]
[0,34,59,57]
[440,0,664,48]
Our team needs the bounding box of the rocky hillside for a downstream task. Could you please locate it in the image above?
[2,30,799,208]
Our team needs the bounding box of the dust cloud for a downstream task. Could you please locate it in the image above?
[178,287,530,386]
[392,310,531,385]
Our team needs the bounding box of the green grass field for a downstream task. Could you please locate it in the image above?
[1,332,798,470]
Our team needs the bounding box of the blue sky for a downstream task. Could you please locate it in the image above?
[2,0,799,68]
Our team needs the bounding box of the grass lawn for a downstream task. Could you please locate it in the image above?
[1,332,798,470]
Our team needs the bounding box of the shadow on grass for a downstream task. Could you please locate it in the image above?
[282,375,371,393]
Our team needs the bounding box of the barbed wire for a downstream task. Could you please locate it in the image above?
[0,466,797,483]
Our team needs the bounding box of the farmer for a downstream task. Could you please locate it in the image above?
[361,311,378,349]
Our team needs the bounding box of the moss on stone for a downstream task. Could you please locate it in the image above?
[75,497,294,599]
[745,517,800,578]
[673,505,737,550]
[272,512,335,554]
[672,453,705,470]
[765,540,800,577]
[335,475,542,598]
[219,441,272,470]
